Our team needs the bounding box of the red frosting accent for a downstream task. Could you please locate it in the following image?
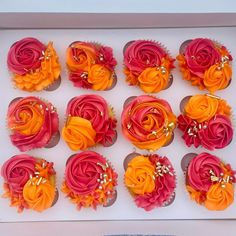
[69,71,92,89]
[134,155,176,211]
[7,37,46,75]
[199,114,233,150]
[184,38,221,78]
[124,40,167,75]
[96,46,117,70]
[67,95,117,146]
[1,155,36,194]
[8,96,59,152]
[65,151,108,195]
[187,153,223,192]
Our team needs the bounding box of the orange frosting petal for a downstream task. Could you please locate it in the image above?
[23,177,56,212]
[138,67,169,93]
[205,183,234,210]
[13,42,61,92]
[88,64,113,90]
[62,117,96,150]
[204,63,232,93]
[125,155,155,195]
[184,94,219,123]
[124,68,138,85]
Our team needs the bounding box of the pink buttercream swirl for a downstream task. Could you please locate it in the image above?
[124,40,167,75]
[1,154,36,194]
[7,96,59,152]
[67,95,117,146]
[134,155,176,211]
[7,37,46,75]
[187,153,223,192]
[65,151,109,195]
[184,38,221,78]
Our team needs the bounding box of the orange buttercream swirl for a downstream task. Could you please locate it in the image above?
[23,177,56,212]
[125,155,155,195]
[12,42,61,92]
[205,182,234,211]
[62,117,96,151]
[121,95,176,151]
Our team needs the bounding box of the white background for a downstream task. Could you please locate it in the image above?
[0,27,236,223]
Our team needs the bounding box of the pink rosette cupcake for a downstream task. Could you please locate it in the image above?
[7,96,60,152]
[124,153,176,211]
[66,41,117,90]
[181,152,236,210]
[121,95,176,151]
[7,37,61,92]
[177,94,233,150]
[61,151,118,210]
[177,38,232,93]
[62,94,117,151]
[1,154,58,212]
[123,40,174,93]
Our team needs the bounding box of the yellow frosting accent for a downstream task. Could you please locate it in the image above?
[8,104,44,136]
[13,42,61,92]
[88,64,113,90]
[184,94,219,123]
[205,182,234,211]
[124,155,155,195]
[62,116,96,150]
[204,63,232,93]
[138,67,169,93]
[66,43,96,71]
[23,177,56,212]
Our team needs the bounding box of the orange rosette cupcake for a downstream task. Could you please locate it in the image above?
[121,95,176,151]
[61,151,118,210]
[66,41,117,90]
[124,152,176,211]
[181,152,236,210]
[123,40,175,93]
[62,94,117,151]
[177,38,232,93]
[7,96,60,152]
[178,94,233,150]
[7,37,61,92]
[1,154,58,213]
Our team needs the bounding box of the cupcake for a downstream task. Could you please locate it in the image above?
[7,96,60,152]
[182,152,236,211]
[62,94,117,151]
[124,153,176,211]
[7,37,61,92]
[1,154,58,212]
[177,38,232,93]
[121,95,176,151]
[66,41,117,90]
[61,151,118,210]
[178,94,233,150]
[123,40,174,93]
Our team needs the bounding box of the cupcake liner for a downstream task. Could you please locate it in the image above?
[44,75,62,91]
[1,154,58,213]
[62,151,118,210]
[182,152,236,211]
[123,152,177,211]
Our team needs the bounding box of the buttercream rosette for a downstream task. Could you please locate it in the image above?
[124,153,176,211]
[66,41,117,90]
[177,94,233,150]
[123,39,175,93]
[121,95,176,151]
[61,151,118,210]
[62,94,117,151]
[182,152,236,211]
[7,37,61,92]
[1,154,58,212]
[177,38,232,93]
[7,96,59,152]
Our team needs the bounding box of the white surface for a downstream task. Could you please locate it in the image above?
[0,0,236,13]
[0,27,236,222]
